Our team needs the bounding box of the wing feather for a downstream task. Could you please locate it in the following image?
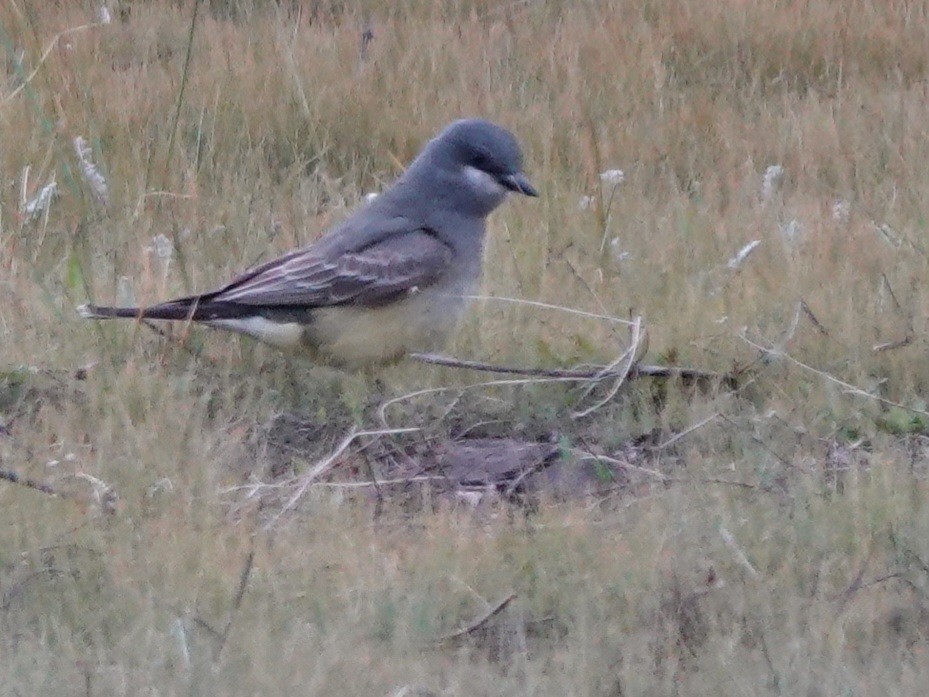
[212,229,453,308]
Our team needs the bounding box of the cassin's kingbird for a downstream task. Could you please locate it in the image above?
[78,119,537,367]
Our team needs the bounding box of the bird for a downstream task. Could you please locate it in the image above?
[78,118,537,368]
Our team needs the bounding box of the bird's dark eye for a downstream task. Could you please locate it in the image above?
[471,151,492,171]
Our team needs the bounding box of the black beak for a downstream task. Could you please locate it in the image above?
[499,172,538,197]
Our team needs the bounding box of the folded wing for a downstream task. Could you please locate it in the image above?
[211,228,454,308]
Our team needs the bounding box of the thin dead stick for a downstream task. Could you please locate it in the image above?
[719,526,759,580]
[780,302,803,349]
[231,551,256,614]
[557,256,630,343]
[504,453,560,497]
[722,418,793,474]
[188,615,223,642]
[262,427,418,531]
[433,593,517,646]
[656,412,721,451]
[0,467,60,497]
[572,316,643,419]
[457,294,636,326]
[138,319,207,359]
[573,453,668,482]
[227,475,448,494]
[633,363,739,380]
[411,353,618,379]
[0,468,118,513]
[880,272,906,314]
[323,475,446,488]
[381,359,732,430]
[409,353,726,382]
[834,572,912,603]
[740,333,929,419]
[581,464,767,492]
[378,377,592,429]
[221,467,433,502]
[681,477,757,490]
[574,319,642,404]
[800,300,830,336]
[3,22,107,106]
[215,546,255,660]
[573,452,755,490]
[873,335,913,352]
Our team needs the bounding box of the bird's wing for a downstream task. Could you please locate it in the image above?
[210,228,454,308]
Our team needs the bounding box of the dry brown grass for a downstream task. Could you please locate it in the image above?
[2,0,929,694]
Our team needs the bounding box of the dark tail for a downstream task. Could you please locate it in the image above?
[77,298,254,322]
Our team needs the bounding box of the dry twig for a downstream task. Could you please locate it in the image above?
[214,546,255,660]
[719,526,760,580]
[0,466,59,496]
[656,412,721,451]
[571,315,644,419]
[262,427,418,531]
[741,333,929,419]
[873,335,914,352]
[3,22,108,105]
[433,593,517,646]
[410,352,725,383]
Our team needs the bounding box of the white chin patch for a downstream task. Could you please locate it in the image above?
[463,165,507,197]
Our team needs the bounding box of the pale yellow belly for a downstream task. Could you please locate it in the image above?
[305,289,468,367]
[207,284,474,368]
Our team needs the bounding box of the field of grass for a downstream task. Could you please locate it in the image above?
[2,0,929,694]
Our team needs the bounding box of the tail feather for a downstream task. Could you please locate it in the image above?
[77,303,149,320]
[77,299,255,322]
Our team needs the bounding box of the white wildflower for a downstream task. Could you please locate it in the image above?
[832,200,850,223]
[456,490,484,507]
[73,136,108,205]
[172,618,191,671]
[22,181,58,219]
[761,164,784,201]
[150,233,173,260]
[75,472,116,511]
[116,276,136,307]
[609,237,630,262]
[578,195,596,210]
[779,219,802,242]
[146,235,173,285]
[599,169,625,186]
[727,240,761,269]
[147,478,174,496]
[97,6,112,24]
[873,223,899,248]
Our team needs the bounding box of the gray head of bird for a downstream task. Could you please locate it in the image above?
[400,118,538,218]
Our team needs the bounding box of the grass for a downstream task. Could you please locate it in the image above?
[2,0,929,694]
